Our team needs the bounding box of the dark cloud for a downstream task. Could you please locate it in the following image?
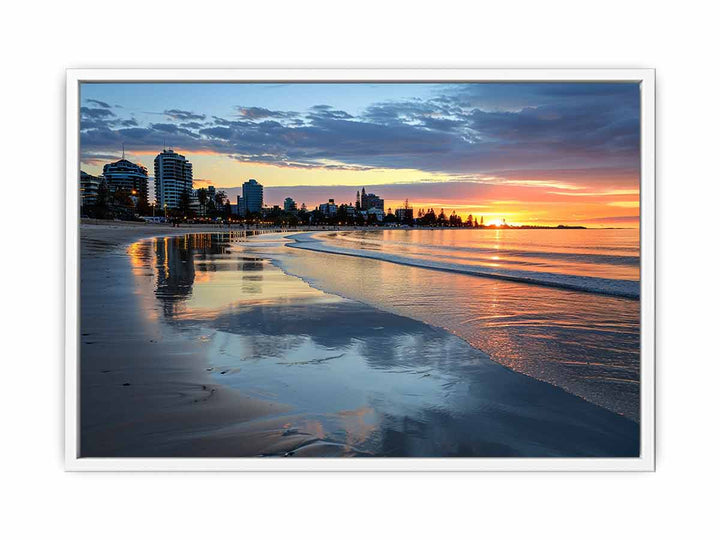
[231,154,373,171]
[81,106,115,119]
[80,107,120,130]
[466,101,639,156]
[451,83,638,110]
[151,123,187,134]
[86,99,111,108]
[199,126,233,139]
[236,106,298,120]
[80,151,123,166]
[308,104,354,120]
[164,109,206,121]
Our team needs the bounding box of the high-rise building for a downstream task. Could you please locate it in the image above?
[154,149,193,209]
[79,171,103,208]
[102,157,149,204]
[242,179,263,214]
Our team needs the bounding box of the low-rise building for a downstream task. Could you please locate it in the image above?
[319,198,338,216]
[367,207,385,222]
[284,197,297,212]
[395,207,414,223]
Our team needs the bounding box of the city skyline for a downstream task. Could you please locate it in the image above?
[80,82,640,226]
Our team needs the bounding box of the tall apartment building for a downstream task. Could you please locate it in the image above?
[154,149,193,209]
[242,179,263,214]
[102,158,149,204]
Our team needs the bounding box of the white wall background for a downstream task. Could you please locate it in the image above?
[1,1,717,538]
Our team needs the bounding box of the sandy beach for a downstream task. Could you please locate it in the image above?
[80,222,314,456]
[79,221,639,457]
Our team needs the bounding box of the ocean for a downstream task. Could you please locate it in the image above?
[273,228,641,420]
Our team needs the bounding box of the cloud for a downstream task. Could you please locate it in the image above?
[236,106,298,120]
[150,123,196,136]
[80,106,122,130]
[164,109,206,121]
[308,104,354,120]
[81,106,115,119]
[80,152,124,166]
[86,99,111,108]
[363,99,463,130]
[565,215,639,224]
[80,83,641,186]
[180,121,204,130]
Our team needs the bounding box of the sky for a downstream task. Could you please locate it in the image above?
[79,82,640,226]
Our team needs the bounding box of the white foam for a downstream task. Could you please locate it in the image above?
[287,232,640,299]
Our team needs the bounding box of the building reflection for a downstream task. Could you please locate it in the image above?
[240,259,264,294]
[154,236,195,318]
[154,234,232,318]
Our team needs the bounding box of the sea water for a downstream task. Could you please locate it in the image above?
[274,229,641,420]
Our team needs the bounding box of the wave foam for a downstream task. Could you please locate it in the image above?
[287,232,640,299]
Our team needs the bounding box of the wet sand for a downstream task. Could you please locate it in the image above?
[79,222,639,457]
[78,219,258,255]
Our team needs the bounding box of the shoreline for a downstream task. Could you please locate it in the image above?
[78,218,634,246]
[287,231,640,300]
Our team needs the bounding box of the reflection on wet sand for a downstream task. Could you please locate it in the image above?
[112,233,640,457]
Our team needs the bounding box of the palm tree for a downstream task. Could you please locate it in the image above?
[179,189,192,217]
[214,190,227,209]
[196,187,208,216]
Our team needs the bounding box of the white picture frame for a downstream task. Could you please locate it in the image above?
[65,68,655,472]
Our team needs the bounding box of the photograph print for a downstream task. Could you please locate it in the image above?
[69,70,654,469]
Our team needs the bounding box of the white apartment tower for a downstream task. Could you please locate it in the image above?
[154,149,193,209]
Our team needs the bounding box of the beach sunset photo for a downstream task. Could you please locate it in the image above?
[73,73,647,463]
